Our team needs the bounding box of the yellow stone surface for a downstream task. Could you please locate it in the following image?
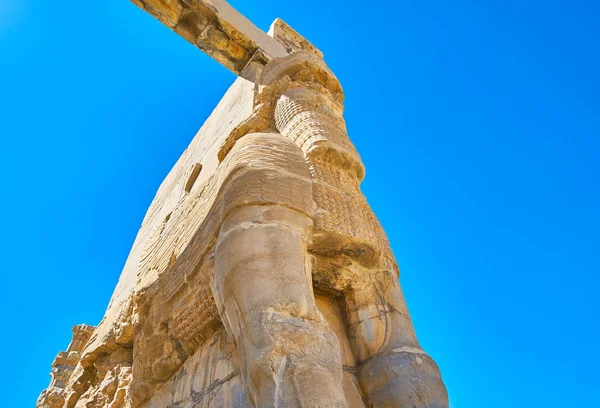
[37,2,448,407]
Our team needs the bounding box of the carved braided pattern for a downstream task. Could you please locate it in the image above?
[139,133,314,355]
[310,158,359,191]
[274,91,391,264]
[223,171,314,216]
[169,286,221,351]
[224,134,312,180]
[313,182,380,249]
[221,132,315,216]
[141,133,313,283]
[274,96,357,155]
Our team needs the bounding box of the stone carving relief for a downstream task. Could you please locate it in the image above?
[38,11,448,408]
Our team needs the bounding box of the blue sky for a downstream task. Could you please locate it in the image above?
[1,0,599,406]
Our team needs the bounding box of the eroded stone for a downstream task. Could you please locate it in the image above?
[37,3,448,407]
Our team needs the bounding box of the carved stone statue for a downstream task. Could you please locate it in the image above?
[38,2,448,407]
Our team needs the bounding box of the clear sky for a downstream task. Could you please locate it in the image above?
[1,0,598,406]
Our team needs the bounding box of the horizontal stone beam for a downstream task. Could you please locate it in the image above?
[131,0,288,74]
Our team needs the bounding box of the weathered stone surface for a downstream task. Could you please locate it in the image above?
[38,2,448,407]
[131,0,287,75]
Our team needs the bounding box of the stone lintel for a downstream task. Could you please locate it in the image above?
[268,18,323,59]
[201,0,287,59]
[131,0,289,75]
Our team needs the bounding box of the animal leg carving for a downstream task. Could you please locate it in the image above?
[212,132,349,407]
[343,268,448,408]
